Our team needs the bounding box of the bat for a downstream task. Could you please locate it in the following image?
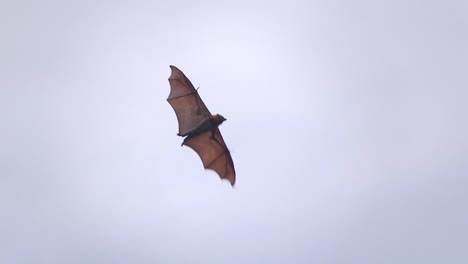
[167,65,236,186]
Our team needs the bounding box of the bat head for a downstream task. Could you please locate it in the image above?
[211,114,227,125]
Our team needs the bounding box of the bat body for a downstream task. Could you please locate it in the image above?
[167,66,235,186]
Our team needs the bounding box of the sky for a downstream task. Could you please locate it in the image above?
[1,0,467,263]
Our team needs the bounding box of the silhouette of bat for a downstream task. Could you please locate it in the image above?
[167,66,235,186]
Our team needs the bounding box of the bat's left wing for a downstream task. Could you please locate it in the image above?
[183,128,236,186]
[167,65,211,136]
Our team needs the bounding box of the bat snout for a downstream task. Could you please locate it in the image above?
[211,114,226,124]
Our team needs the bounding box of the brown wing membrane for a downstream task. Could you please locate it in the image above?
[167,65,211,136]
[183,128,236,186]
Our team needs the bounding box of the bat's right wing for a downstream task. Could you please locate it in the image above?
[183,128,236,186]
[167,65,211,136]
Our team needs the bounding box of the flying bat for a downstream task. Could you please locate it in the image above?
[167,65,235,186]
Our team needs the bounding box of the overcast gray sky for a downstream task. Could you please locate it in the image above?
[1,0,467,263]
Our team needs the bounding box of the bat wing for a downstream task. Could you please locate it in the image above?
[167,65,211,136]
[183,128,236,186]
